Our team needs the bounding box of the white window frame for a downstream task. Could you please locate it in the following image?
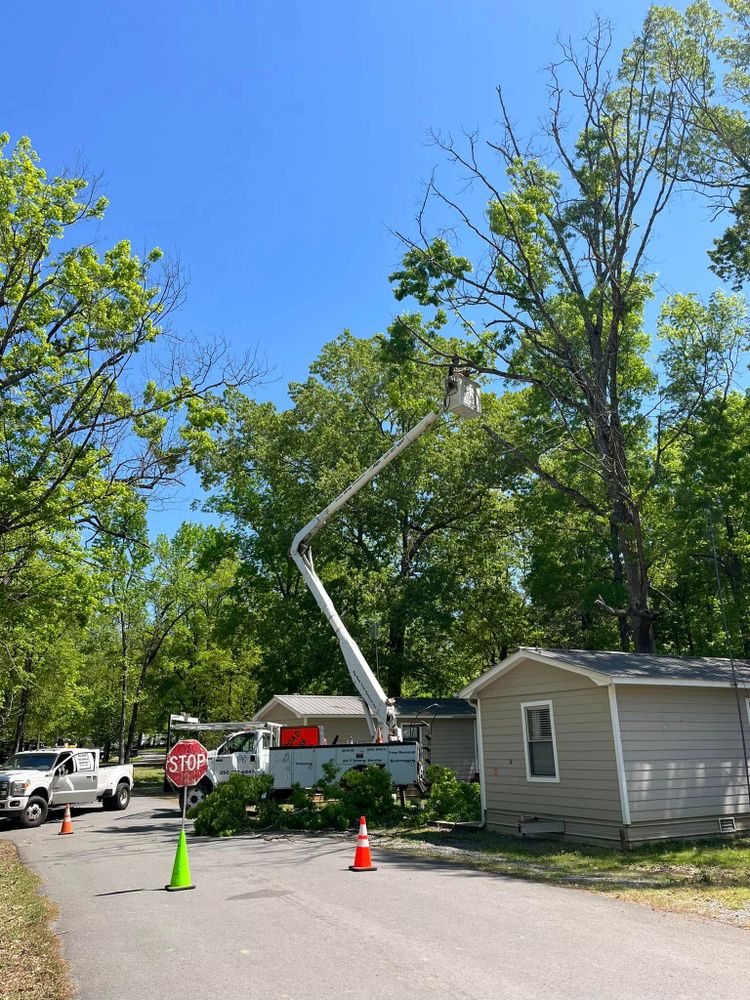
[521,699,560,783]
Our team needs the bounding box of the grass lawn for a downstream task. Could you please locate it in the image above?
[132,766,166,787]
[0,841,72,1000]
[379,828,750,928]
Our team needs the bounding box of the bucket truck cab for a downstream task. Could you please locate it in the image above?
[211,728,273,781]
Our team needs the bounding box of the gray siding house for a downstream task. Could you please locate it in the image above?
[460,648,750,846]
[254,695,477,780]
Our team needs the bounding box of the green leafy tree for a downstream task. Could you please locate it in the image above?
[194,332,516,698]
[0,552,96,748]
[387,14,748,651]
[651,1,750,285]
[0,134,262,587]
[651,390,750,657]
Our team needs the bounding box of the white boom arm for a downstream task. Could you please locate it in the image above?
[290,372,481,740]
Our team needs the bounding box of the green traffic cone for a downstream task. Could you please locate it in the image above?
[165,829,195,891]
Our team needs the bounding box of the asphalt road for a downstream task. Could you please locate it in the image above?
[2,793,750,1000]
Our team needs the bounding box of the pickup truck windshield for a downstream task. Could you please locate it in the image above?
[0,753,58,771]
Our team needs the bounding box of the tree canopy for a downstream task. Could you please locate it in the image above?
[3,3,750,751]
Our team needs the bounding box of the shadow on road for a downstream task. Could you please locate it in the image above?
[94,887,164,896]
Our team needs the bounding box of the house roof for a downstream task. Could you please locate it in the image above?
[459,647,750,698]
[254,694,475,720]
[257,695,366,718]
[396,698,475,718]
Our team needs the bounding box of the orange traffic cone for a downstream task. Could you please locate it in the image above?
[349,815,377,872]
[59,803,73,835]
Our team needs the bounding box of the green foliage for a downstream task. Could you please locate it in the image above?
[189,773,274,837]
[338,766,400,827]
[0,134,181,552]
[192,765,407,837]
[318,799,351,831]
[0,135,258,753]
[382,7,750,652]
[269,765,400,832]
[192,331,520,701]
[9,8,750,757]
[423,765,481,823]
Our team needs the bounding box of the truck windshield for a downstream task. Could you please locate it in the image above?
[1,753,58,771]
[224,733,256,754]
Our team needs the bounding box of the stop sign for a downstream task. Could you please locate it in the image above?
[165,739,209,788]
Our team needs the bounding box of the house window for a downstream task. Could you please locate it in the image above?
[521,700,559,782]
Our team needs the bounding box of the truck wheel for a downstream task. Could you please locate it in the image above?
[104,781,131,811]
[180,782,210,812]
[18,795,48,829]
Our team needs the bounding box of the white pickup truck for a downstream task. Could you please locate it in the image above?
[0,748,133,828]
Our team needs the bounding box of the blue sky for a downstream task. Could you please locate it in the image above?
[5,1,723,534]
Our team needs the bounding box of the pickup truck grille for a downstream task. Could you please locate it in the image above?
[0,783,8,800]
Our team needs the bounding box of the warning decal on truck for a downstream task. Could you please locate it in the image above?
[279,726,320,747]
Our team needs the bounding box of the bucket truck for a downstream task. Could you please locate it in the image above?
[171,370,481,809]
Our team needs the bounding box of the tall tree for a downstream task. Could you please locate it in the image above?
[387,13,747,651]
[0,134,263,586]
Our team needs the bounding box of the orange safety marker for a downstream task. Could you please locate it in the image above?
[59,803,74,835]
[349,815,377,872]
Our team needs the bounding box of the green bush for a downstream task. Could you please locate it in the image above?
[339,765,399,827]
[189,763,407,836]
[189,773,274,837]
[422,765,481,823]
[319,799,350,831]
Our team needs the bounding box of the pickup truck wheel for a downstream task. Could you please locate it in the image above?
[104,781,131,811]
[19,795,48,828]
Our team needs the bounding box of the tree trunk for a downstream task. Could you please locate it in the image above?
[609,520,631,652]
[125,702,140,763]
[13,686,29,753]
[603,419,655,653]
[723,515,750,658]
[125,648,160,763]
[386,621,406,696]
[0,680,15,734]
[615,504,655,652]
[118,610,128,765]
